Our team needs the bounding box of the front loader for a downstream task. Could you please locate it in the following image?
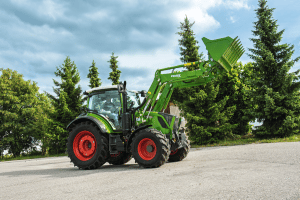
[66,36,245,169]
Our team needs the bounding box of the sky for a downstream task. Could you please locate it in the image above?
[1,0,300,95]
[1,0,300,130]
[1,0,300,154]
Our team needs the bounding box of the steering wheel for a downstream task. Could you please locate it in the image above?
[103,103,119,113]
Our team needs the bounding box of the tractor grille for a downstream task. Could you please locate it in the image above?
[158,112,180,133]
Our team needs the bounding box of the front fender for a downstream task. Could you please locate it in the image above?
[66,116,108,133]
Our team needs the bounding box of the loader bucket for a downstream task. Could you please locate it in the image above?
[202,36,245,72]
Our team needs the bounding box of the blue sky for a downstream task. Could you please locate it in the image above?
[1,0,299,95]
[1,0,299,153]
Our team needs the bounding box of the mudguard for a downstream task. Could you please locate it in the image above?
[66,116,108,133]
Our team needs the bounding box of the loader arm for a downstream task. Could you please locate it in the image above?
[139,36,245,115]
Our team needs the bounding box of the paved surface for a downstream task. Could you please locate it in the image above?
[1,142,300,200]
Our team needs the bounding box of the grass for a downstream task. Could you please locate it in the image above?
[190,132,300,148]
[1,133,300,162]
[0,152,67,162]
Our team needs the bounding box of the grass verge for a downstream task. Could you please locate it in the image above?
[190,133,300,148]
[1,133,300,162]
[0,153,67,162]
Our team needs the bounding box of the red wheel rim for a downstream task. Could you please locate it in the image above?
[137,138,157,160]
[170,149,178,156]
[73,130,97,161]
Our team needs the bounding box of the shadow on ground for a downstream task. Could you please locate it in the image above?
[0,162,155,179]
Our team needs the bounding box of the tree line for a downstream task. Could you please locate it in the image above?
[172,0,300,144]
[0,52,121,157]
[1,0,300,157]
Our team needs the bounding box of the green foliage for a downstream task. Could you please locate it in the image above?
[180,82,237,144]
[214,61,255,136]
[172,15,259,145]
[176,15,205,70]
[32,93,55,155]
[87,60,102,88]
[172,15,240,144]
[46,56,83,154]
[246,0,300,138]
[108,52,121,85]
[172,14,205,103]
[0,68,49,157]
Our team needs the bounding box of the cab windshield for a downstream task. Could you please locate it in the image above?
[88,90,121,129]
[127,91,140,109]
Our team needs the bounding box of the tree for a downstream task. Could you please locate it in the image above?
[46,56,83,154]
[172,15,205,103]
[171,15,238,144]
[177,15,205,70]
[180,81,237,144]
[0,68,46,157]
[87,60,102,88]
[246,0,300,138]
[108,52,121,85]
[33,93,56,155]
[214,61,257,137]
[172,15,257,144]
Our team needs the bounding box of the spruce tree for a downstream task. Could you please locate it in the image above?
[215,61,257,137]
[87,60,102,88]
[46,56,83,153]
[246,0,300,138]
[172,15,205,103]
[177,14,205,70]
[108,52,121,85]
[171,15,238,144]
[182,81,237,144]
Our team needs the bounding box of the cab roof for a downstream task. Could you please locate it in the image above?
[84,85,139,95]
[85,85,118,94]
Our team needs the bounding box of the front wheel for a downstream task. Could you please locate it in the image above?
[67,121,108,169]
[168,134,190,162]
[131,128,170,168]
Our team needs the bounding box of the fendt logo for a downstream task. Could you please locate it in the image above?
[171,74,181,78]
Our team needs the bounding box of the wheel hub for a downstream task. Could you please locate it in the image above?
[146,145,154,153]
[73,131,97,161]
[137,138,157,161]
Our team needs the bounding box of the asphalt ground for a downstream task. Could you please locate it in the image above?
[0,142,300,200]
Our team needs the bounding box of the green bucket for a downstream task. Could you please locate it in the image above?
[202,36,245,72]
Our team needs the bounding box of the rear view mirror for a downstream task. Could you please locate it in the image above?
[118,81,127,93]
[140,90,146,97]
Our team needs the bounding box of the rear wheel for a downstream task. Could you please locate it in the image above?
[131,128,170,168]
[67,121,108,169]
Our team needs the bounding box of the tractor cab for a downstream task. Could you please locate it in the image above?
[85,85,141,130]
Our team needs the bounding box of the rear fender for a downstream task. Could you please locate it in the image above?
[66,116,109,133]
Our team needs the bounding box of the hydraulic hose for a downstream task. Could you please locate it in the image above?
[131,97,148,129]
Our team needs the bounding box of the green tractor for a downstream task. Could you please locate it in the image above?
[66,36,245,169]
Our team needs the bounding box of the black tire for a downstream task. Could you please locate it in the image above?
[131,128,170,168]
[168,134,190,162]
[67,121,108,170]
[107,152,132,165]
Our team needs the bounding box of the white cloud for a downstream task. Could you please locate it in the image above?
[84,10,109,21]
[172,0,250,35]
[10,0,67,20]
[118,35,180,70]
[173,0,222,35]
[39,0,66,20]
[223,0,251,10]
[230,16,236,23]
